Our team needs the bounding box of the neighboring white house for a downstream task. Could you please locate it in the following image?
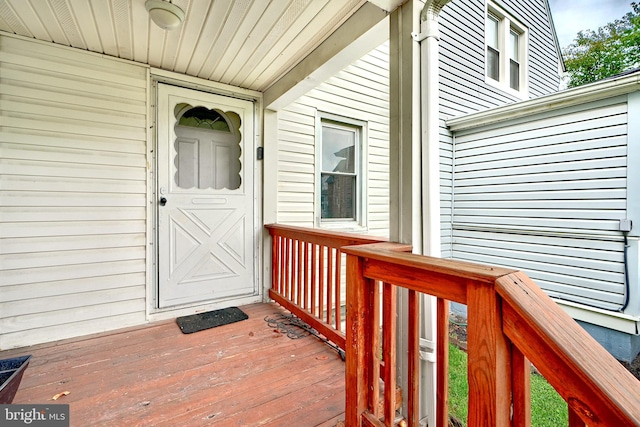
[446,73,640,361]
[437,0,564,258]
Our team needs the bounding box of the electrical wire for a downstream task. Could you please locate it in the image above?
[264,312,346,360]
[619,231,631,312]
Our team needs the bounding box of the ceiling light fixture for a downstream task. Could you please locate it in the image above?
[145,0,185,31]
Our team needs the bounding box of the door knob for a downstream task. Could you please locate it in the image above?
[160,197,167,206]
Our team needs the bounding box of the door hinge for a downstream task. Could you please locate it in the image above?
[257,146,264,160]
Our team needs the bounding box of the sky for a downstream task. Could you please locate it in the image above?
[548,0,634,49]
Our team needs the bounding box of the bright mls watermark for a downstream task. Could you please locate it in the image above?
[0,405,69,426]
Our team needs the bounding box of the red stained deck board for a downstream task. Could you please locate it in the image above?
[1,303,346,427]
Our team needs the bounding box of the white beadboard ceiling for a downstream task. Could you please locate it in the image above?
[0,0,402,92]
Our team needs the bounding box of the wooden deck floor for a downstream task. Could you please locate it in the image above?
[0,303,346,426]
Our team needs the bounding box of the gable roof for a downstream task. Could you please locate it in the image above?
[544,0,566,72]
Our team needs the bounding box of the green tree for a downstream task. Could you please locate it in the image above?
[563,2,640,88]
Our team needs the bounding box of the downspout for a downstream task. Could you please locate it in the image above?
[410,2,450,426]
[414,0,450,258]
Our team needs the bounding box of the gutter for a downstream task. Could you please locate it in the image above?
[447,72,640,132]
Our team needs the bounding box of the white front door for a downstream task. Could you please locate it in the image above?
[156,83,256,308]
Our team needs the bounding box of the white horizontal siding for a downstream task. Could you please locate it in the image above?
[438,0,561,256]
[277,42,390,237]
[0,35,148,349]
[449,97,629,310]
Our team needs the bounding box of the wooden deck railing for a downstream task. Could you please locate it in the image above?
[343,243,640,427]
[265,224,392,351]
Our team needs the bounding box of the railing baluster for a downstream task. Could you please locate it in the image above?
[335,249,342,331]
[319,245,325,321]
[271,235,279,294]
[303,241,309,310]
[296,239,303,306]
[327,247,334,325]
[511,344,531,427]
[367,279,381,418]
[382,282,397,425]
[290,239,295,302]
[436,298,449,427]
[407,289,420,427]
[283,237,290,299]
[311,243,317,317]
[289,239,294,303]
[278,235,284,294]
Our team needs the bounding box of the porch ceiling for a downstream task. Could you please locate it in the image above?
[0,0,396,93]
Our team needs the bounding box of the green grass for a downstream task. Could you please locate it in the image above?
[448,343,469,423]
[448,344,567,426]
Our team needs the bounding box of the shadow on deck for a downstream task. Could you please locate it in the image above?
[0,303,345,426]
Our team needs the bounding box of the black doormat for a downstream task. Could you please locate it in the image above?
[176,307,248,334]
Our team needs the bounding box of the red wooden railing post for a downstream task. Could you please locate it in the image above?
[367,279,381,418]
[346,252,368,425]
[467,283,511,426]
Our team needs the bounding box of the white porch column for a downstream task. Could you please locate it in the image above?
[390,0,450,425]
[262,109,279,299]
[389,0,419,246]
[390,0,429,424]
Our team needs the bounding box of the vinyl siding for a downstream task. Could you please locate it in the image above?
[449,96,629,311]
[439,0,561,257]
[0,36,148,349]
[277,42,390,238]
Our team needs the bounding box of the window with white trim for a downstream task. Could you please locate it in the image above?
[316,114,366,228]
[485,2,528,97]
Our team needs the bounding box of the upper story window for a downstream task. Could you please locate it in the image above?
[485,2,528,98]
[316,114,367,229]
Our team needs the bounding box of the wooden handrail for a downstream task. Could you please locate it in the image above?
[343,242,640,427]
[265,224,396,351]
[266,225,640,426]
[497,272,640,426]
